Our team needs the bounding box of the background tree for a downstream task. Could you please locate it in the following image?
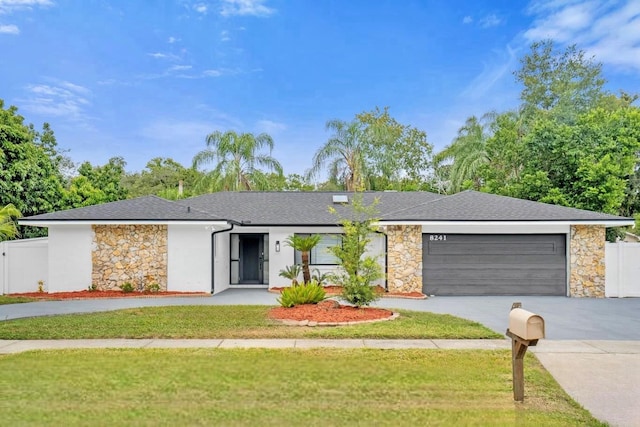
[306,119,368,191]
[62,157,129,208]
[515,40,606,123]
[193,130,283,191]
[307,109,432,191]
[123,157,200,199]
[0,100,65,238]
[0,204,21,241]
[433,114,493,193]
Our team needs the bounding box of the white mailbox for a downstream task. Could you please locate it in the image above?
[508,308,545,340]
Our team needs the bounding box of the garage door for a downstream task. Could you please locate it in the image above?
[423,234,566,296]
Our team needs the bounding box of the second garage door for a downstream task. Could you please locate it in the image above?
[422,234,566,296]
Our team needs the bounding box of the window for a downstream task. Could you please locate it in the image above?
[294,233,341,265]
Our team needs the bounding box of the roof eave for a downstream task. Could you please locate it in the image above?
[18,219,231,227]
[376,219,635,227]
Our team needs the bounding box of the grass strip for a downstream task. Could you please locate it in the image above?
[0,305,502,339]
[0,348,604,426]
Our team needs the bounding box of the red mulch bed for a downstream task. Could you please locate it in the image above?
[269,300,394,323]
[8,290,209,300]
[269,285,426,299]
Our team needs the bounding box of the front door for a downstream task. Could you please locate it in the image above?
[230,234,269,285]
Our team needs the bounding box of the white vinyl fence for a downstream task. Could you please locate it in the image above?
[0,238,48,295]
[605,242,640,298]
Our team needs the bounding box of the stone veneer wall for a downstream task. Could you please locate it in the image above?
[385,225,423,293]
[92,225,168,291]
[569,225,605,297]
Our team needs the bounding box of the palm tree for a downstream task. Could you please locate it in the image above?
[192,131,283,191]
[306,120,368,191]
[433,114,493,193]
[285,234,322,284]
[0,204,21,241]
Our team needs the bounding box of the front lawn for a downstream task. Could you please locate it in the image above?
[0,348,603,426]
[0,305,502,339]
[0,295,37,305]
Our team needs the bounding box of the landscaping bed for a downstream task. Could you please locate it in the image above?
[269,299,395,324]
[6,290,209,300]
[269,285,427,299]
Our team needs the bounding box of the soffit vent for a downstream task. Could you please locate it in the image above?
[332,195,348,204]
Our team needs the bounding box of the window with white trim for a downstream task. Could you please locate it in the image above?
[294,233,341,265]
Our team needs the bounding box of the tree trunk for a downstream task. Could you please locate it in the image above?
[301,251,311,284]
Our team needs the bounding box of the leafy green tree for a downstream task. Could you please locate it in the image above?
[433,114,493,193]
[328,194,382,307]
[0,100,65,238]
[356,107,432,188]
[307,119,367,191]
[285,234,321,284]
[124,157,200,199]
[308,109,432,191]
[0,204,21,241]
[193,130,283,191]
[63,157,129,208]
[515,40,606,124]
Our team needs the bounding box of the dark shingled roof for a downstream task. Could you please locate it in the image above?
[380,190,629,222]
[21,195,220,222]
[176,191,445,225]
[20,191,632,224]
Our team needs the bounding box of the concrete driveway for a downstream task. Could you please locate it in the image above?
[1,290,639,426]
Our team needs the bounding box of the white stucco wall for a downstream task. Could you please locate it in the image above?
[213,231,230,294]
[167,224,212,293]
[0,238,48,294]
[48,225,92,292]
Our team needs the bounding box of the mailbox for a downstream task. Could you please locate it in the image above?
[508,308,545,340]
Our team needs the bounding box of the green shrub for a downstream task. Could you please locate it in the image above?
[145,283,161,293]
[278,265,302,286]
[87,283,98,292]
[277,281,326,308]
[120,282,135,293]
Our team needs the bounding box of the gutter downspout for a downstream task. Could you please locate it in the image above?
[211,221,238,294]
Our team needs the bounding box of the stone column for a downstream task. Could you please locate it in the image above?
[91,224,168,291]
[385,225,423,294]
[569,225,605,297]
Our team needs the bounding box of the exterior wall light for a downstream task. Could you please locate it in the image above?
[275,241,280,252]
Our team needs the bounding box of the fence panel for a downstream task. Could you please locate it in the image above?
[605,242,640,298]
[0,238,48,295]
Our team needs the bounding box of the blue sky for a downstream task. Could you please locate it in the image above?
[1,0,640,178]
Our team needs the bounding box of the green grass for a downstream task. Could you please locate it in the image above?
[0,305,502,339]
[0,295,38,305]
[0,348,604,426]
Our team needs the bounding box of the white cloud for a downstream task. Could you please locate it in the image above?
[20,80,91,121]
[148,52,180,60]
[460,44,519,100]
[524,0,640,71]
[479,13,502,28]
[203,69,223,77]
[0,23,18,33]
[256,119,286,134]
[220,0,274,17]
[0,0,53,14]
[220,29,230,41]
[169,64,192,71]
[193,2,207,14]
[462,16,473,24]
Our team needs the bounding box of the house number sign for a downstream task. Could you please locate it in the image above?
[429,234,447,241]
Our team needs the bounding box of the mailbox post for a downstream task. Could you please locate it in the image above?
[506,304,545,402]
